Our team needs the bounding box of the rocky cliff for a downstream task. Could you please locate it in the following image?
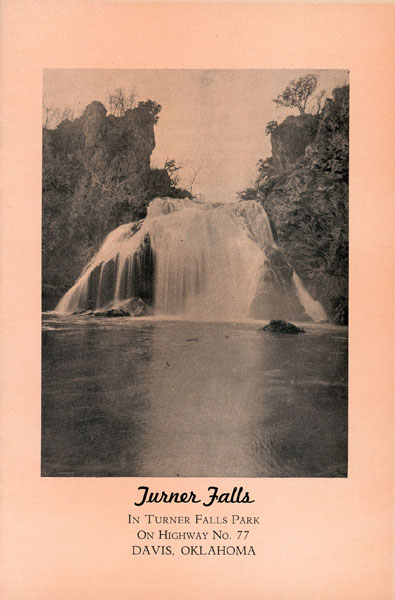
[43,100,186,309]
[251,86,349,324]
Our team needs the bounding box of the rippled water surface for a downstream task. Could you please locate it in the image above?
[42,316,347,477]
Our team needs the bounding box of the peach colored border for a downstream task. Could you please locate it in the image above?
[1,2,394,598]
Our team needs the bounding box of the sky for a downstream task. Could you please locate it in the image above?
[44,69,349,203]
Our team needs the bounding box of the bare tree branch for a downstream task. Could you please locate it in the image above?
[107,88,137,117]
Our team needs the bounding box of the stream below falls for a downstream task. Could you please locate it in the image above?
[42,316,347,477]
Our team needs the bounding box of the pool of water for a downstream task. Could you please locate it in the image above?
[42,315,347,477]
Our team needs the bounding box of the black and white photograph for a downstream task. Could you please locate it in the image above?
[42,69,349,478]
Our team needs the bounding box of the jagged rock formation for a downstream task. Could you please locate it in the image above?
[42,100,188,310]
[271,113,318,171]
[254,86,349,324]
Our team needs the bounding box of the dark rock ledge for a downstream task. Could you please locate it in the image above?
[259,319,305,334]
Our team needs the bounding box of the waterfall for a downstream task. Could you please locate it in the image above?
[292,272,327,322]
[56,197,326,322]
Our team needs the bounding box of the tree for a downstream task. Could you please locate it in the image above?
[187,165,202,195]
[136,100,162,124]
[273,74,318,114]
[314,89,327,115]
[42,102,76,128]
[257,157,274,182]
[107,88,137,117]
[237,187,258,202]
[164,159,182,188]
[265,120,278,136]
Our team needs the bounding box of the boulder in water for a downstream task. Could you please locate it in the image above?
[128,297,153,317]
[92,298,152,318]
[94,306,131,317]
[260,320,305,334]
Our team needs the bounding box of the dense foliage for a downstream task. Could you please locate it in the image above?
[239,85,349,324]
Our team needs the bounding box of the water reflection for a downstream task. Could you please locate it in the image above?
[42,318,154,476]
[42,317,347,477]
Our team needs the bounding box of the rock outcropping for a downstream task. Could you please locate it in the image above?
[255,86,349,324]
[43,100,178,309]
[260,320,305,334]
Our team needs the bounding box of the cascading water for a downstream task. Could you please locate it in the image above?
[292,272,327,323]
[56,197,326,322]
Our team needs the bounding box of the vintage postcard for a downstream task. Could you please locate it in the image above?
[1,2,393,598]
[42,68,348,479]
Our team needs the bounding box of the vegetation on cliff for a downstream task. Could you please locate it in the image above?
[239,83,349,324]
[43,99,190,309]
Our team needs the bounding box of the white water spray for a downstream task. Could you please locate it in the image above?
[56,197,326,322]
[292,272,327,322]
